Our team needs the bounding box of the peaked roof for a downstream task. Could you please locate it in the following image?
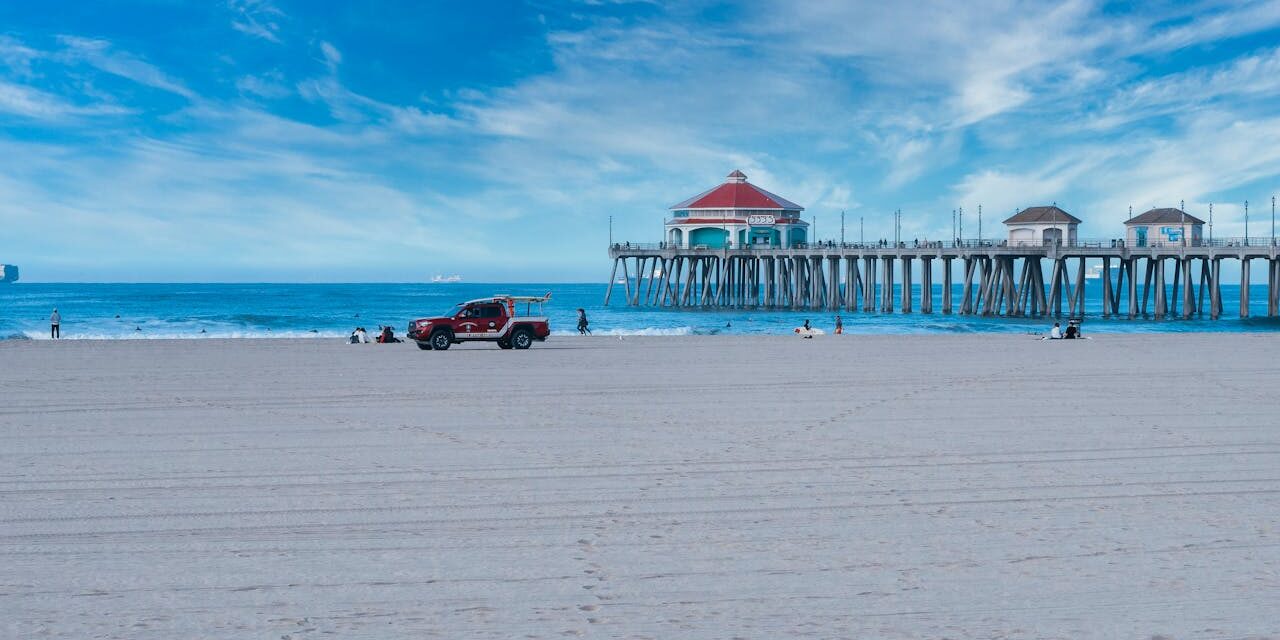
[670,170,804,211]
[1003,205,1082,225]
[1126,207,1205,225]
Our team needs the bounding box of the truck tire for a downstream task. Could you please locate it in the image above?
[416,340,432,350]
[430,329,452,351]
[511,328,533,350]
[497,337,512,349]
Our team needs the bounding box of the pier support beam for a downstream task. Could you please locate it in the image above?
[1240,258,1251,318]
[881,256,894,312]
[901,257,913,313]
[1182,257,1195,319]
[921,258,933,313]
[942,257,953,314]
[1270,259,1280,317]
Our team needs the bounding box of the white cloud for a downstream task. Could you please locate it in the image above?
[0,79,132,120]
[235,71,291,99]
[0,35,39,76]
[228,0,285,43]
[56,36,195,99]
[1089,45,1280,130]
[320,41,342,70]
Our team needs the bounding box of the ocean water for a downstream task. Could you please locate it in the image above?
[2,282,1278,340]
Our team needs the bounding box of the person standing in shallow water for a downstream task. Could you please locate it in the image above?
[577,308,591,335]
[50,308,60,339]
[834,315,843,335]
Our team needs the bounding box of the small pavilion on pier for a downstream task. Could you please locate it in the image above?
[666,170,808,249]
[1003,206,1081,246]
[1125,208,1205,247]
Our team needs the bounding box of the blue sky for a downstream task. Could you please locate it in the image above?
[2,1,1280,282]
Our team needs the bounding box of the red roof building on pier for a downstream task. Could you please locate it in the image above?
[666,170,808,249]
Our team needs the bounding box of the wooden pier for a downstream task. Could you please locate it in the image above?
[604,240,1280,319]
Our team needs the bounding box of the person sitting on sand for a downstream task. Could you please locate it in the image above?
[1049,322,1062,339]
[350,327,369,344]
[377,326,400,343]
[1064,323,1078,339]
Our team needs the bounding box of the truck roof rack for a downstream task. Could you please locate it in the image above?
[464,293,552,305]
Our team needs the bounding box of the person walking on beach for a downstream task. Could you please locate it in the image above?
[50,308,60,339]
[577,308,591,335]
[834,315,843,335]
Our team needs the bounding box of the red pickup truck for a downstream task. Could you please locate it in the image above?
[407,294,552,350]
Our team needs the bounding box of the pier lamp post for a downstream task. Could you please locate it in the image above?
[952,208,956,245]
[1272,196,1275,245]
[860,216,864,245]
[841,210,845,245]
[978,205,983,244]
[1180,200,1186,247]
[1245,200,1249,246]
[959,206,964,245]
[608,215,613,245]
[1209,203,1213,244]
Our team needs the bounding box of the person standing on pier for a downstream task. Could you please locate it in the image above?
[50,308,60,339]
[577,308,591,335]
[834,315,843,335]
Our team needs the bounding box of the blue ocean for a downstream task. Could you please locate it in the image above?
[2,282,1278,340]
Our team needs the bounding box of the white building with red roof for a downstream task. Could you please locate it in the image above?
[666,170,808,249]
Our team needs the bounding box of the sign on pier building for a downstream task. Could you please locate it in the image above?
[665,170,809,249]
[1124,208,1205,247]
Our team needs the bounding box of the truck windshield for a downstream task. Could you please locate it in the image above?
[444,304,465,317]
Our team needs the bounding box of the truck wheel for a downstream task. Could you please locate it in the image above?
[497,338,512,349]
[511,328,533,350]
[416,341,432,350]
[430,330,452,351]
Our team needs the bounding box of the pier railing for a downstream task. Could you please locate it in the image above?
[605,236,1280,319]
[611,236,1280,252]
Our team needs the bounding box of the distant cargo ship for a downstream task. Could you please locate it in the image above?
[431,274,462,283]
[0,264,17,283]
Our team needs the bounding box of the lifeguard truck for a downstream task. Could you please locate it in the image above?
[407,293,552,350]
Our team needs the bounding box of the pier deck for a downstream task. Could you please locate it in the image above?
[605,239,1280,319]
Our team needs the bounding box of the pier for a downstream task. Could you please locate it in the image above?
[605,170,1279,319]
[604,240,1280,319]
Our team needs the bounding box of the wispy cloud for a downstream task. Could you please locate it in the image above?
[0,78,131,120]
[296,41,456,135]
[235,70,291,99]
[228,0,285,43]
[0,35,39,76]
[56,36,195,99]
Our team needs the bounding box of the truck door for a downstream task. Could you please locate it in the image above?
[479,304,507,335]
[455,304,483,337]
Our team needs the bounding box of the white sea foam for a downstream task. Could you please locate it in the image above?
[18,330,347,340]
[552,326,694,337]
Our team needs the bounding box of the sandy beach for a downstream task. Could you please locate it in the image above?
[2,333,1278,638]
